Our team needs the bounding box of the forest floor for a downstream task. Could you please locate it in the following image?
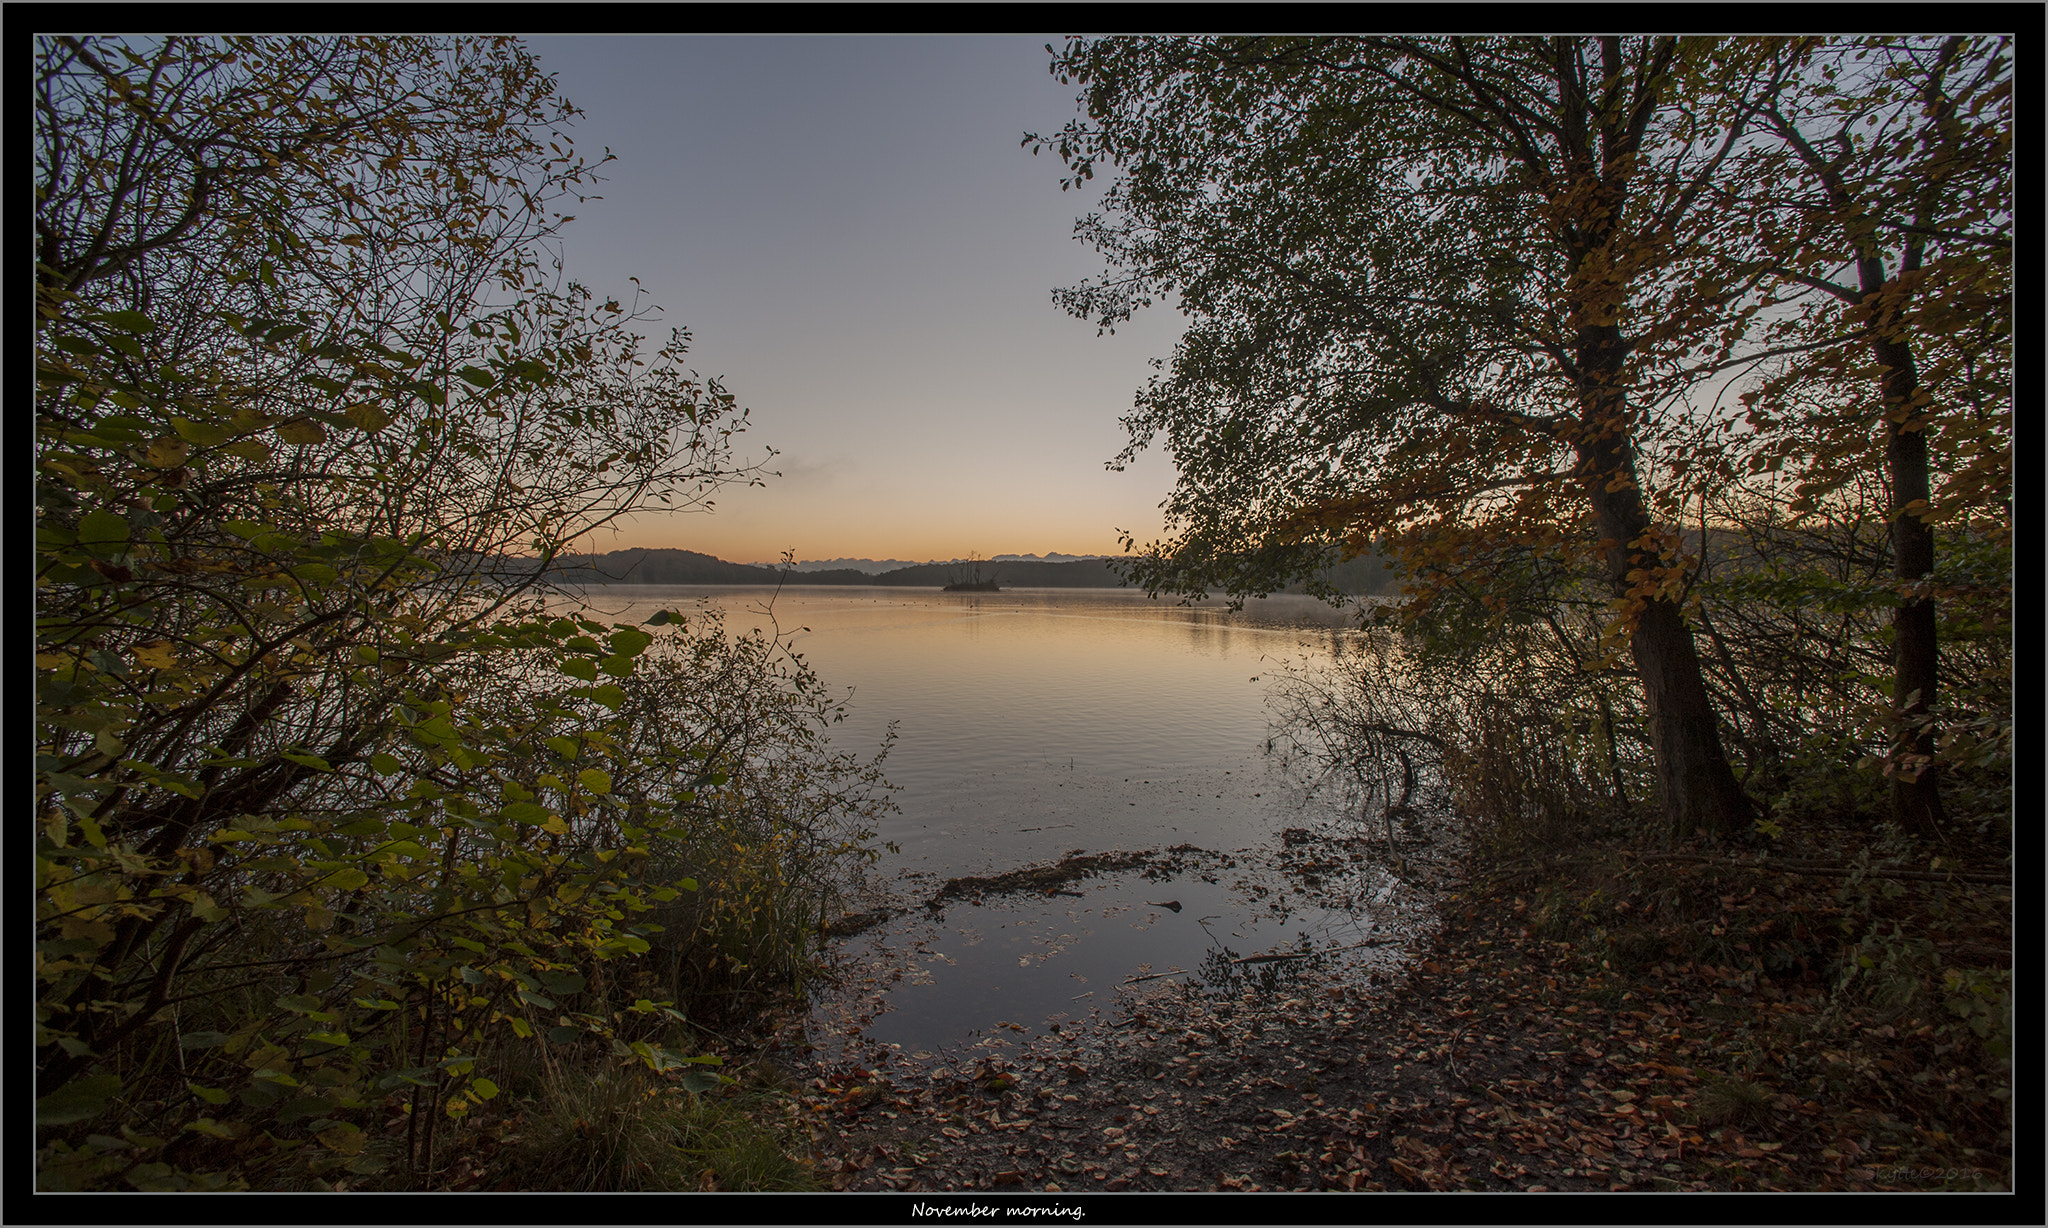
[768,806,2013,1196]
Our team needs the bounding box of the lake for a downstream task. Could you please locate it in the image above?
[552,584,1417,1057]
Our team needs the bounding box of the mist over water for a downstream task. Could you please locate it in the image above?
[553,585,1402,1052]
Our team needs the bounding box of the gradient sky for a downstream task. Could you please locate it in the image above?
[522,35,1187,565]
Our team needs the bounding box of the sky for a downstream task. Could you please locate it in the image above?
[521,36,1188,566]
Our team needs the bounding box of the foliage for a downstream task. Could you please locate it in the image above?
[602,609,896,1023]
[1036,34,2010,843]
[1729,37,2012,535]
[1033,35,1813,838]
[1713,36,2012,834]
[1033,36,1760,610]
[35,35,880,1191]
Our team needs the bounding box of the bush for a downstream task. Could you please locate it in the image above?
[34,36,880,1191]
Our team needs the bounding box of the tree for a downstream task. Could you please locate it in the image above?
[1035,36,1781,839]
[1729,36,2012,837]
[35,37,878,1190]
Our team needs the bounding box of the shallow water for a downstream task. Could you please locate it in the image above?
[552,584,1404,1053]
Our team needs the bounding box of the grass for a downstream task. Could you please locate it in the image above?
[454,1060,820,1192]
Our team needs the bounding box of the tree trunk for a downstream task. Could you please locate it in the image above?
[1873,330,1946,837]
[1576,307,1751,841]
[1583,451,1754,840]
[1557,38,1751,842]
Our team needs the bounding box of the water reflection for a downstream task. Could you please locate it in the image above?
[547,584,1385,1052]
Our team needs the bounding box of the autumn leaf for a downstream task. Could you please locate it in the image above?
[131,640,177,669]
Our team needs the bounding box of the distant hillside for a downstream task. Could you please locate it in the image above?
[536,548,1399,595]
[543,548,822,585]
[760,557,926,574]
[867,558,1127,588]
[752,553,1110,574]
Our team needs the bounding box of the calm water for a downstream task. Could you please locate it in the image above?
[553,584,1410,1054]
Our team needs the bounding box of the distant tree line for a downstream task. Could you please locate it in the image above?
[533,547,1402,595]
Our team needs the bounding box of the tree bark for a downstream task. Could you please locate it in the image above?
[1873,329,1946,837]
[1563,41,1754,841]
[1581,429,1754,840]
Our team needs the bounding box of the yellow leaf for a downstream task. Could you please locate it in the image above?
[277,418,327,446]
[316,1122,366,1155]
[344,403,391,432]
[144,438,190,468]
[132,640,178,669]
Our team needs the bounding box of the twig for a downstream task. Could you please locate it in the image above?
[1232,937,1386,966]
[1120,969,1191,985]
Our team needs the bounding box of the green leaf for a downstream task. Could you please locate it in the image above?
[501,801,548,824]
[76,509,129,553]
[171,417,231,447]
[558,658,598,682]
[577,769,612,796]
[37,1073,122,1125]
[91,310,157,334]
[607,628,653,656]
[587,684,626,711]
[368,753,405,776]
[536,970,585,995]
[682,1069,724,1093]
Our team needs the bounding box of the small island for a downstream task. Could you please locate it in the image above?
[941,552,1001,592]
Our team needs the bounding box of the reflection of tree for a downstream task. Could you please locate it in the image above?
[1192,934,1328,996]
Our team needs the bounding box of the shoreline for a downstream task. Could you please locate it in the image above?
[785,811,2012,1193]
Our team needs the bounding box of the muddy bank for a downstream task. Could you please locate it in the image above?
[789,813,1465,1191]
[785,807,2010,1194]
